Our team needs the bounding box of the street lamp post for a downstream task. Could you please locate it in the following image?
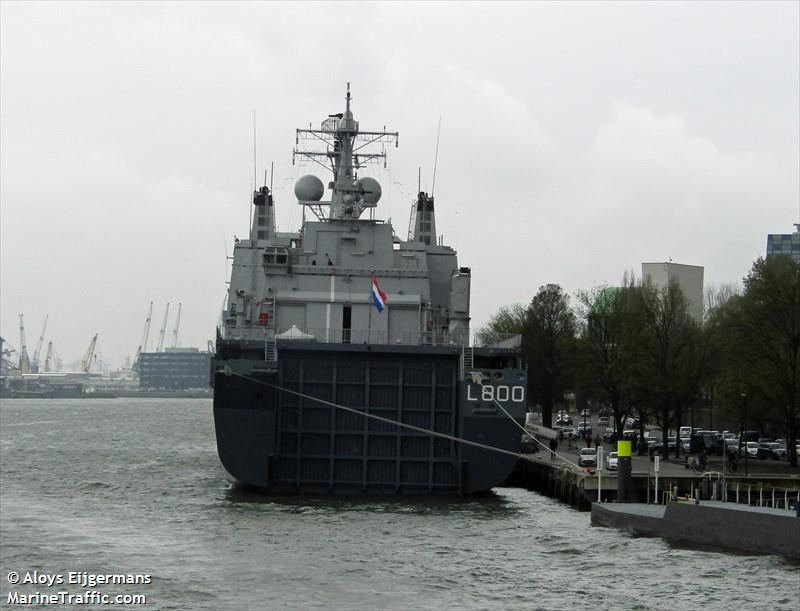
[583,407,588,445]
[740,393,749,477]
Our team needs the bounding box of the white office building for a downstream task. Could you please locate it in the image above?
[641,261,704,322]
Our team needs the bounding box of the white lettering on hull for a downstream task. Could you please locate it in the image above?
[466,384,525,403]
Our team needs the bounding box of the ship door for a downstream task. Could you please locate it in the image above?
[342,304,352,344]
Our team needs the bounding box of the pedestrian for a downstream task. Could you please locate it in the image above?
[549,438,558,460]
[585,433,593,448]
[727,447,738,472]
[594,436,601,451]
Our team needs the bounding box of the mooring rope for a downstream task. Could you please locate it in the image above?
[228,371,523,460]
[471,375,582,471]
[226,369,584,472]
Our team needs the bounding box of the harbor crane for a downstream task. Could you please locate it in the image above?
[31,314,48,373]
[18,314,30,373]
[156,303,170,352]
[170,303,182,348]
[1,342,17,371]
[80,334,98,373]
[134,302,153,364]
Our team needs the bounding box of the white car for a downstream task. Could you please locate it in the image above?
[745,441,759,458]
[605,451,618,471]
[578,448,597,467]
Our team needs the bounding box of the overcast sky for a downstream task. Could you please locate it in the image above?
[1,1,798,367]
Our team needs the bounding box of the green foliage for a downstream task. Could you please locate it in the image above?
[524,284,577,428]
[481,255,799,466]
[475,304,527,345]
[712,255,800,465]
[480,286,577,427]
[575,281,642,437]
[636,280,710,458]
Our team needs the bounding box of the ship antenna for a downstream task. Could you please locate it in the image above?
[250,110,257,230]
[431,116,441,197]
[418,167,421,194]
[270,161,274,191]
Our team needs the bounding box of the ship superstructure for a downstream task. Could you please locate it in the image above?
[213,86,526,494]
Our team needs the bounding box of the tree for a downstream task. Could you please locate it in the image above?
[714,256,800,466]
[634,279,708,460]
[576,284,636,440]
[475,304,527,345]
[524,284,578,428]
[703,282,740,322]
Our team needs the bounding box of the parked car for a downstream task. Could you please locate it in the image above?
[563,427,578,439]
[745,441,759,458]
[578,448,597,467]
[605,451,618,471]
[680,437,691,453]
[700,432,724,456]
[580,408,591,417]
[650,437,677,455]
[598,407,610,418]
[756,443,777,459]
[576,423,593,437]
[556,414,573,426]
[767,443,787,460]
[679,426,692,438]
[597,416,610,426]
[601,428,615,443]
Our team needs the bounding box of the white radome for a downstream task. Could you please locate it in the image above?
[295,175,324,201]
[357,177,381,204]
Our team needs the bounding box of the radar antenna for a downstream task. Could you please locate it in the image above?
[293,83,398,220]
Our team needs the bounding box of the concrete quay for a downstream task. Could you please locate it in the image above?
[507,448,800,509]
[591,500,800,560]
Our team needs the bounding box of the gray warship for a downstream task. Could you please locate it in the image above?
[213,86,527,494]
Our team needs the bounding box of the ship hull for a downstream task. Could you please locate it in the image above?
[213,342,525,495]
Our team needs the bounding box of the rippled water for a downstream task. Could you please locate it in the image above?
[1,399,797,610]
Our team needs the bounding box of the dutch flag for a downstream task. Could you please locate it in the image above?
[372,276,388,313]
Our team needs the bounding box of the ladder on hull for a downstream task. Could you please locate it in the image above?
[461,346,473,379]
[264,330,277,363]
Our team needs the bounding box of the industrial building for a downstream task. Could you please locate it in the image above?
[137,347,211,390]
[641,261,704,322]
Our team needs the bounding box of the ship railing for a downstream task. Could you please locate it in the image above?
[221,325,521,350]
[472,333,522,349]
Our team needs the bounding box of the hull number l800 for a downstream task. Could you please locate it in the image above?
[466,384,525,403]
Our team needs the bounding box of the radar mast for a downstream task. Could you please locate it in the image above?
[293,83,398,220]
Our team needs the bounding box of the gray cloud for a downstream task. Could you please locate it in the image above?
[2,2,797,365]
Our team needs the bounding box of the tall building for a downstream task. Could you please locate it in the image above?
[642,261,704,322]
[766,224,800,264]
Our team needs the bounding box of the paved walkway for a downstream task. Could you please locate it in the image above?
[529,439,800,480]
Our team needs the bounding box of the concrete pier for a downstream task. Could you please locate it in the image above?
[592,500,800,560]
[507,451,800,510]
